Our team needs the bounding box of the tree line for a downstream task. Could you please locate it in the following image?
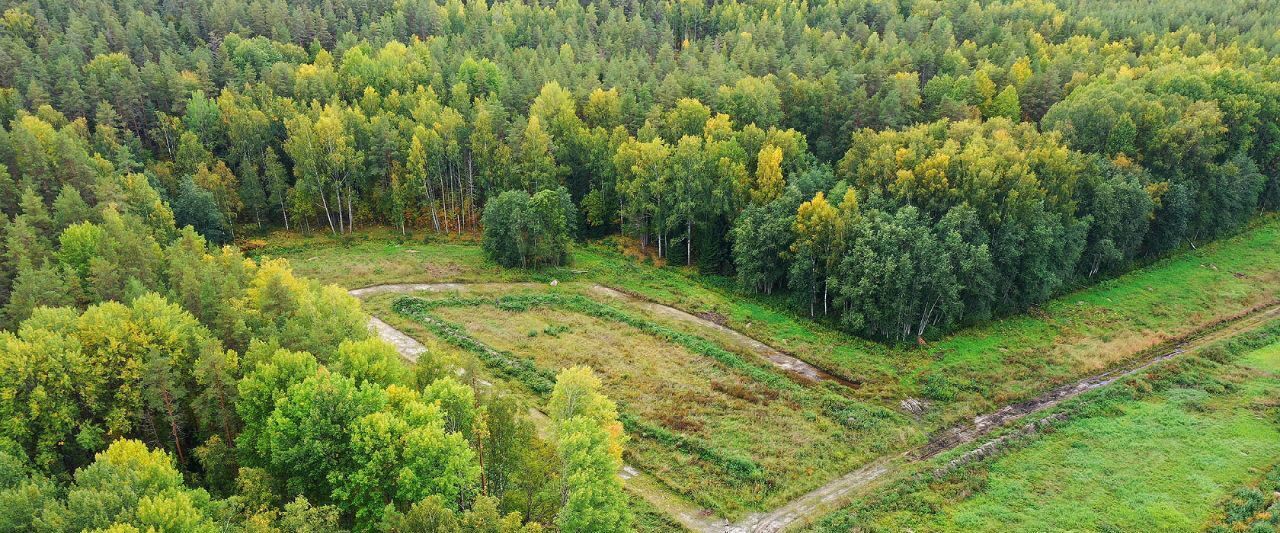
[1,0,1278,333]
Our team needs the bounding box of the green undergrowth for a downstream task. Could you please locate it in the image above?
[394,297,559,394]
[1207,463,1280,533]
[630,493,690,533]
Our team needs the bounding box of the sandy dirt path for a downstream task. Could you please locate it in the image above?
[586,285,854,386]
[355,281,1280,532]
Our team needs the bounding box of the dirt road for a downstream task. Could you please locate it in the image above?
[352,282,1280,532]
[587,285,854,386]
[719,300,1280,533]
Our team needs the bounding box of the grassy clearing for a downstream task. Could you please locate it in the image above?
[629,493,690,533]
[808,323,1280,532]
[247,228,527,287]
[253,217,1280,521]
[575,221,1280,433]
[940,393,1280,531]
[254,220,1280,435]
[390,293,910,517]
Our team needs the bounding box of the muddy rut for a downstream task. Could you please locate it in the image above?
[351,282,1280,532]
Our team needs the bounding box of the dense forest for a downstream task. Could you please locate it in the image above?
[0,158,629,530]
[1,0,1280,529]
[3,0,1280,340]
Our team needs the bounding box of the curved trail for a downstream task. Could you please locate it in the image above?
[352,283,727,532]
[352,282,847,386]
[352,282,1280,532]
[586,285,854,386]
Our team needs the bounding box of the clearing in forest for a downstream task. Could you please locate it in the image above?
[385,291,914,518]
[257,217,1280,527]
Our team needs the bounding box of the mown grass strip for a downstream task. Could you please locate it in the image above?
[619,412,766,481]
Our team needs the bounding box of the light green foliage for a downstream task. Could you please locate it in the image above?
[987,84,1021,121]
[262,369,385,501]
[240,258,370,357]
[422,377,477,436]
[381,494,461,532]
[235,347,319,466]
[716,76,782,128]
[550,367,629,532]
[548,367,620,428]
[0,451,56,531]
[462,495,542,533]
[162,228,252,349]
[276,496,343,533]
[0,307,85,467]
[334,337,413,388]
[335,386,479,530]
[37,440,216,532]
[56,221,106,278]
[0,294,228,472]
[554,415,630,533]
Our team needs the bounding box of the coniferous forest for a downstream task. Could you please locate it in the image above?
[2,0,1280,530]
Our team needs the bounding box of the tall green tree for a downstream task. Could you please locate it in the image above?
[548,367,628,532]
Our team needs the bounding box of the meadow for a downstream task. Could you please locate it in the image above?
[258,215,1280,414]
[807,322,1280,532]
[252,216,1280,520]
[381,290,908,517]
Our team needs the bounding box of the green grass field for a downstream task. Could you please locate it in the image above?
[809,329,1280,532]
[255,216,1280,422]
